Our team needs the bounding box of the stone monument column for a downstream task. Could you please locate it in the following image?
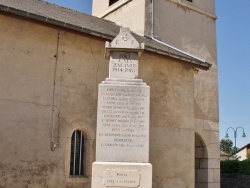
[91,27,152,188]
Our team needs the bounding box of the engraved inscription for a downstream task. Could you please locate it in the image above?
[98,86,148,148]
[104,170,140,187]
[109,52,138,79]
[96,84,149,162]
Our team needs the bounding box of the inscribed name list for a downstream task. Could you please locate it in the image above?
[96,84,150,162]
[109,52,138,79]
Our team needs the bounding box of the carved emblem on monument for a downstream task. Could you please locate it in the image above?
[91,27,152,188]
[105,27,144,79]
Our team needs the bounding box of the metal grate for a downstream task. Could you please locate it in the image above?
[70,130,84,176]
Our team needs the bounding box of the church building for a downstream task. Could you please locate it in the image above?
[0,0,219,187]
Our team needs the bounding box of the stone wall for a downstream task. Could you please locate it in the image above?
[98,1,220,186]
[0,13,197,188]
[221,173,250,188]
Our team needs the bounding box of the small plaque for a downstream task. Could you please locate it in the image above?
[103,169,140,187]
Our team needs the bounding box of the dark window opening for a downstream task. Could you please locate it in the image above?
[70,130,84,176]
[186,0,192,2]
[109,0,119,6]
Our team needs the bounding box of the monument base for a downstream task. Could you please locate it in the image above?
[91,162,152,188]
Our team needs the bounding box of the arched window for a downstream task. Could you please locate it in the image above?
[70,130,84,176]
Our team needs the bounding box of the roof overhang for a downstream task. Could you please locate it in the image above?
[0,0,211,70]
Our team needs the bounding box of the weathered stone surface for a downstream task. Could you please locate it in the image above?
[104,169,140,187]
[213,169,220,183]
[92,162,152,188]
[105,27,144,79]
[109,52,139,79]
[1,9,216,188]
[150,126,195,187]
[92,28,151,187]
[196,169,214,183]
[204,120,219,131]
[110,27,140,49]
[207,144,220,158]
[96,79,150,162]
[200,158,220,169]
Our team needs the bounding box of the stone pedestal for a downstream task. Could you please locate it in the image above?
[92,162,152,188]
[91,27,152,188]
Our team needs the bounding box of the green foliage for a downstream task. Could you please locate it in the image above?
[221,160,240,173]
[247,153,250,159]
[220,139,234,154]
[239,159,250,175]
[221,158,250,175]
[232,147,238,155]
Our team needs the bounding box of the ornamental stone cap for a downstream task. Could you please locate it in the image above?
[105,27,144,59]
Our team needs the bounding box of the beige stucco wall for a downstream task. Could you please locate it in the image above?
[94,0,219,123]
[220,155,229,161]
[0,14,198,188]
[184,0,215,14]
[93,0,145,35]
[237,148,247,161]
[140,52,196,188]
[0,14,106,188]
[153,0,218,121]
[153,1,220,187]
[93,0,220,187]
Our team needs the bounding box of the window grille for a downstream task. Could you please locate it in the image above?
[70,130,84,176]
[109,0,119,6]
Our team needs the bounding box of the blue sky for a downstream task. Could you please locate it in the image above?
[217,1,250,148]
[46,0,250,148]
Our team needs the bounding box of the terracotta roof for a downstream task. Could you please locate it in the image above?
[0,0,211,70]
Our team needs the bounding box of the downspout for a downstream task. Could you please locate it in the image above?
[150,0,206,63]
[51,31,60,151]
